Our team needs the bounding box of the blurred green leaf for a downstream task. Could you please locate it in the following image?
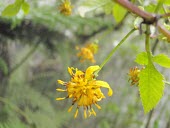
[21,2,30,14]
[135,52,148,65]
[1,0,25,16]
[0,58,8,75]
[113,3,127,23]
[1,3,21,16]
[153,54,170,68]
[139,62,164,113]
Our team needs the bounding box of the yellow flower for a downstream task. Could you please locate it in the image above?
[128,67,142,86]
[76,43,98,63]
[56,65,113,118]
[58,0,72,16]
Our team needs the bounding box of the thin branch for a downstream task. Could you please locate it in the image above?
[9,42,40,75]
[112,0,170,42]
[145,109,154,128]
[113,0,156,23]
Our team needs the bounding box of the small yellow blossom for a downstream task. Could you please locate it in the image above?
[56,65,113,118]
[76,43,98,63]
[128,66,143,86]
[58,0,72,16]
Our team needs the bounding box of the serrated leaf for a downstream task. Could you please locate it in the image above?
[21,2,30,14]
[139,62,164,113]
[112,3,127,23]
[135,52,148,65]
[153,54,170,68]
[1,4,21,16]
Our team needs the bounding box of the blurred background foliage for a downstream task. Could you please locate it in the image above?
[0,0,170,128]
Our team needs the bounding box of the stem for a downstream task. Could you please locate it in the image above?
[112,0,170,42]
[164,81,170,85]
[98,28,136,73]
[145,25,152,61]
[9,42,40,75]
[145,109,154,128]
[113,0,155,23]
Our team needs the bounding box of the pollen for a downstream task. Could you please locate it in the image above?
[56,65,113,118]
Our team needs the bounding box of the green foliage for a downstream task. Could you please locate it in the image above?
[139,61,164,113]
[153,54,170,68]
[0,58,8,75]
[113,3,127,23]
[2,0,29,16]
[135,52,148,65]
[136,52,170,68]
[21,2,30,15]
[79,0,112,16]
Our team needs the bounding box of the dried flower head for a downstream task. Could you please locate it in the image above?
[58,0,72,16]
[128,66,142,86]
[56,65,113,118]
[76,43,98,63]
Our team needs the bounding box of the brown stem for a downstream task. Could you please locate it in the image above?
[112,0,170,42]
[160,12,170,19]
[113,0,156,24]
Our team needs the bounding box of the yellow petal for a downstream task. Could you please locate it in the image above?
[68,105,73,112]
[91,108,96,116]
[56,97,65,100]
[56,88,66,92]
[68,67,74,76]
[95,81,113,96]
[85,65,100,80]
[84,109,87,119]
[74,109,79,118]
[58,80,66,85]
[95,103,101,109]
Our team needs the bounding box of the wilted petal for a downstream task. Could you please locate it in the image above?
[95,81,113,96]
[85,65,100,80]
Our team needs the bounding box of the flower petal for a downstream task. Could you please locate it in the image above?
[58,80,66,85]
[74,109,79,118]
[56,88,66,92]
[95,81,113,96]
[85,65,100,80]
[56,97,66,100]
[68,67,74,76]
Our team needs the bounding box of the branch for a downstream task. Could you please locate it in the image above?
[113,0,170,42]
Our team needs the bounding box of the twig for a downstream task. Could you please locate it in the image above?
[145,109,154,128]
[9,42,40,75]
[112,0,170,42]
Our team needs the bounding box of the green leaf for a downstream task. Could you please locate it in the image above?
[112,3,127,23]
[1,3,21,16]
[135,52,148,65]
[1,0,24,16]
[153,54,170,68]
[21,2,30,14]
[0,58,8,75]
[139,62,164,113]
